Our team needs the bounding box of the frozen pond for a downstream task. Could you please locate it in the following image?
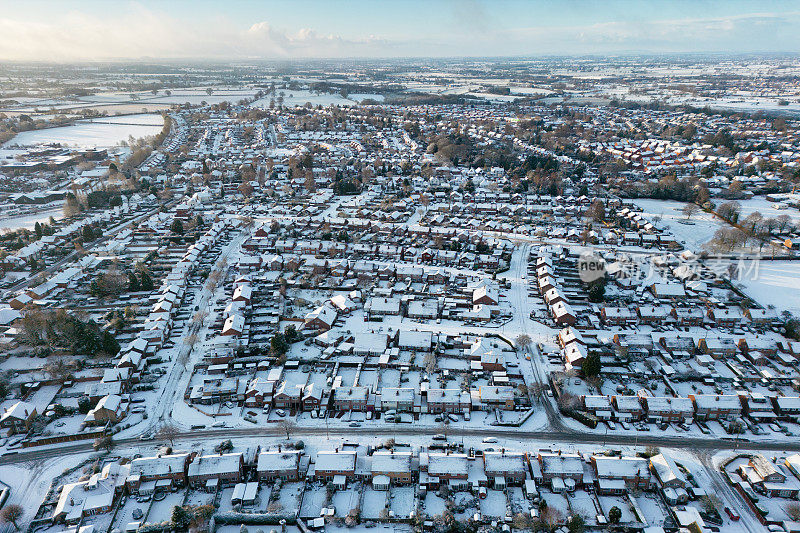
[4,113,164,148]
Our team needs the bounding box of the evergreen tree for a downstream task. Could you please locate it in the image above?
[128,272,140,291]
[140,271,154,291]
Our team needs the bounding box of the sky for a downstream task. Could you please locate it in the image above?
[0,0,799,61]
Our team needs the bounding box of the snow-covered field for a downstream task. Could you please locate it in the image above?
[0,205,64,231]
[633,198,722,251]
[735,196,800,225]
[737,260,800,315]
[253,90,373,108]
[5,113,164,148]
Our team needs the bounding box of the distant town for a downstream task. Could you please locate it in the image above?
[1,55,800,533]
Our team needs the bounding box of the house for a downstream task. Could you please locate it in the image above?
[397,330,434,352]
[739,454,800,498]
[426,388,471,414]
[472,285,498,306]
[0,400,37,434]
[650,453,687,495]
[84,394,126,426]
[424,453,469,489]
[187,453,244,489]
[244,378,274,407]
[773,396,800,420]
[612,395,645,421]
[536,452,583,491]
[380,388,416,412]
[125,453,192,493]
[333,386,370,411]
[353,333,388,356]
[314,450,357,486]
[221,314,245,336]
[689,394,742,421]
[304,305,337,331]
[641,396,693,423]
[273,382,303,409]
[592,456,653,494]
[707,307,747,327]
[53,478,115,524]
[550,301,576,326]
[257,450,302,481]
[483,451,527,487]
[371,451,413,489]
[478,386,515,410]
[366,297,401,316]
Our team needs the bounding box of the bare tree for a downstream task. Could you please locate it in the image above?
[184,333,198,348]
[280,419,296,440]
[156,423,180,446]
[423,353,437,374]
[515,334,532,351]
[682,202,699,220]
[0,504,23,530]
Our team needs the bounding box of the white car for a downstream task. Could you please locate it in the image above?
[482,437,498,443]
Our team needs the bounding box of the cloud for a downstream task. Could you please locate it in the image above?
[0,5,390,61]
[0,5,796,61]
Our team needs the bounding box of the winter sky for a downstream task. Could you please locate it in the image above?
[1,0,799,61]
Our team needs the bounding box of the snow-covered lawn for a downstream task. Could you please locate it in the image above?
[299,483,327,519]
[597,495,636,523]
[479,489,507,518]
[332,486,361,517]
[361,488,388,519]
[146,491,185,524]
[635,494,668,527]
[389,486,416,519]
[423,492,446,517]
[568,490,598,521]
